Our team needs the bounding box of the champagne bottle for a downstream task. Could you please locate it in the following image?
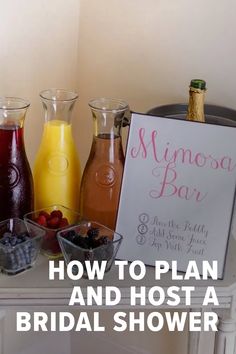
[187,79,206,122]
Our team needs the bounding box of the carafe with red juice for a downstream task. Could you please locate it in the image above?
[0,97,34,221]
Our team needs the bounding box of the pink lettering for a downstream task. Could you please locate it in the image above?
[178,186,207,202]
[194,153,207,167]
[171,148,194,165]
[130,128,147,159]
[220,157,236,172]
[150,163,208,202]
[195,189,208,202]
[178,186,195,200]
[130,128,161,162]
[209,156,219,169]
[150,164,177,198]
[130,129,235,174]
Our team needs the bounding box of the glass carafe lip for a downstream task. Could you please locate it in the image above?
[0,97,30,111]
[88,97,129,113]
[40,88,78,102]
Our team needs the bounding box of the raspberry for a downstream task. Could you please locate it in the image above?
[50,210,63,219]
[59,217,69,228]
[44,230,55,240]
[49,240,61,254]
[36,215,47,227]
[47,217,60,229]
[39,211,50,220]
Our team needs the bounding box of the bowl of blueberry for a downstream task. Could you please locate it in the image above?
[57,221,123,277]
[0,218,44,275]
[24,205,81,259]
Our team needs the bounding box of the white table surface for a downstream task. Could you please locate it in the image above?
[0,233,236,309]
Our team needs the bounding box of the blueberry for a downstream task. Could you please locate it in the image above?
[18,247,26,267]
[10,237,17,247]
[15,250,22,266]
[3,232,12,238]
[9,252,15,265]
[11,232,18,237]
[0,230,34,273]
[25,252,31,264]
[1,238,10,246]
[9,253,17,270]
[30,246,36,260]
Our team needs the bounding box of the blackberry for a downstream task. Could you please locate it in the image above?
[95,236,110,247]
[65,230,77,243]
[76,236,90,249]
[99,236,109,245]
[87,227,99,239]
[91,238,102,248]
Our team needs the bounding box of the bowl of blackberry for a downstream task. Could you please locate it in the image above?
[0,218,44,275]
[57,221,123,277]
[24,205,81,259]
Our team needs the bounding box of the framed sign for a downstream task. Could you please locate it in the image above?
[116,113,236,279]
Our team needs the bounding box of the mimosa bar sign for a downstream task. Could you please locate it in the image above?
[116,113,236,278]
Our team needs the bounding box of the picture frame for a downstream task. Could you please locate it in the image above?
[116,113,236,279]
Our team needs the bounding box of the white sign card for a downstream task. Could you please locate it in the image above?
[116,113,236,279]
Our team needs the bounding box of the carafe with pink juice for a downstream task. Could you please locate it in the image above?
[0,97,34,221]
[33,89,81,211]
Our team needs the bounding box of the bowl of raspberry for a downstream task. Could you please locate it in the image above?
[57,220,123,278]
[0,218,44,275]
[24,205,81,259]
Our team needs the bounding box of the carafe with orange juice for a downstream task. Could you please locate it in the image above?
[33,89,81,211]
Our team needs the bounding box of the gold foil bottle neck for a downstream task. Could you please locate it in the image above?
[187,80,206,123]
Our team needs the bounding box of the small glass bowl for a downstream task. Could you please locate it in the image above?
[0,218,44,275]
[57,221,123,278]
[24,205,81,259]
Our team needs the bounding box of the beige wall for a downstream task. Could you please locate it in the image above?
[0,1,235,353]
[0,0,80,165]
[1,0,236,168]
[76,0,236,167]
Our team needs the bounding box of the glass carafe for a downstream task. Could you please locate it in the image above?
[33,89,81,211]
[79,98,129,229]
[0,97,34,221]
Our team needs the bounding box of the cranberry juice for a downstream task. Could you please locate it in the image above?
[0,125,34,221]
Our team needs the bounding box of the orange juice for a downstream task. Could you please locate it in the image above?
[33,120,81,211]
